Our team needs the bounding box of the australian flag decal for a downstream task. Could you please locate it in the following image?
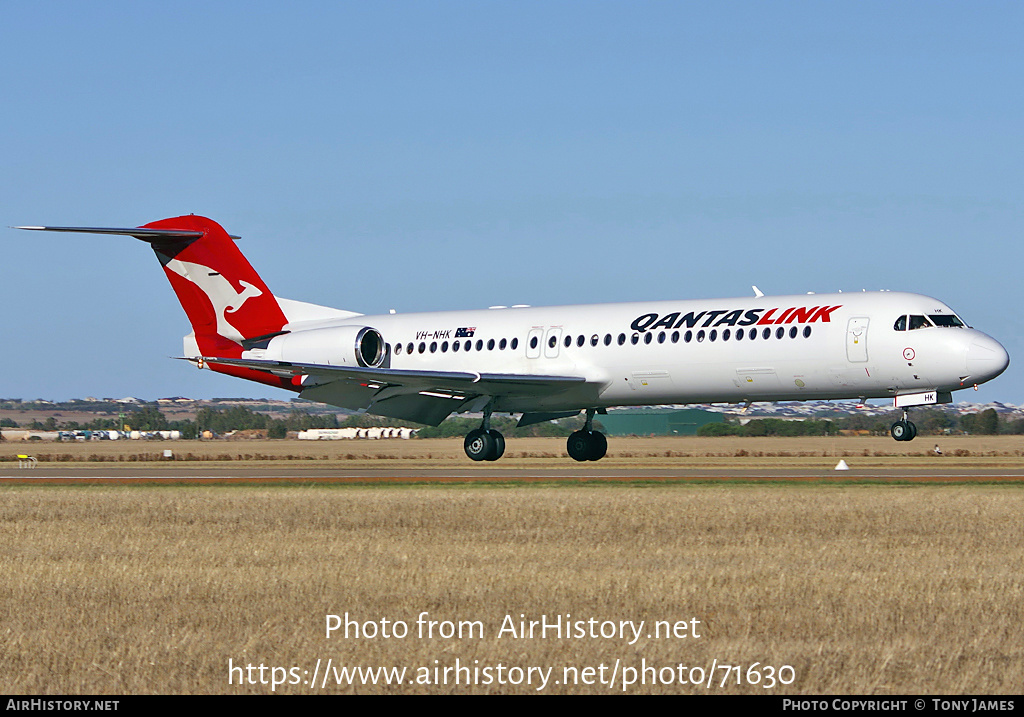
[455,327,476,338]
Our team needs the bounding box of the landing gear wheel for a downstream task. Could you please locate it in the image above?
[464,429,494,461]
[587,431,607,461]
[890,421,908,441]
[464,428,505,461]
[485,429,505,461]
[567,430,608,462]
[567,430,591,462]
[890,420,918,442]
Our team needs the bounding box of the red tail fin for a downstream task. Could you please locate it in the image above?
[141,215,288,357]
[17,216,299,392]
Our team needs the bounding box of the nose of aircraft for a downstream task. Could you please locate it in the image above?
[966,334,1010,384]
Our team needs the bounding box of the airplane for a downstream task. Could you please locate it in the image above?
[18,215,1009,461]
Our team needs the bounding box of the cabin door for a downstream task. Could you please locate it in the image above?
[846,317,869,362]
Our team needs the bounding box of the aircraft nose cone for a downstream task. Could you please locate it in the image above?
[966,335,1010,384]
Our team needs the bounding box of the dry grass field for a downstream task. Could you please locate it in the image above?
[1,484,1021,694]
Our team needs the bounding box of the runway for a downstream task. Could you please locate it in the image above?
[2,464,1024,484]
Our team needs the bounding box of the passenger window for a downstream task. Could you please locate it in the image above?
[604,334,612,346]
[894,315,907,331]
[577,335,585,348]
[499,338,507,350]
[618,333,626,345]
[511,338,519,350]
[591,334,599,347]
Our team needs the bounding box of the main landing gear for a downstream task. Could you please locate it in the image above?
[567,409,608,462]
[464,428,505,461]
[464,405,505,461]
[890,409,918,442]
[462,406,610,462]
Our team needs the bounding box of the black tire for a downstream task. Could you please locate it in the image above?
[485,429,505,461]
[906,421,917,441]
[567,430,591,462]
[890,421,908,441]
[464,428,494,461]
[587,431,607,461]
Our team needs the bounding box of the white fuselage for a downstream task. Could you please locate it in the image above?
[261,290,1008,414]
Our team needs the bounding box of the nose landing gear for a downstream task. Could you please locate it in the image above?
[890,409,918,442]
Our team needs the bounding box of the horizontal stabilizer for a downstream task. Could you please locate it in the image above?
[16,225,204,242]
[15,225,241,241]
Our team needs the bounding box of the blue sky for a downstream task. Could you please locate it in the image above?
[2,2,1022,405]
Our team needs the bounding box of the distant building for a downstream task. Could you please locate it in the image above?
[598,409,724,436]
[297,427,417,440]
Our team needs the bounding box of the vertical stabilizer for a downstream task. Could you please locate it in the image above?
[17,216,295,388]
[140,215,288,356]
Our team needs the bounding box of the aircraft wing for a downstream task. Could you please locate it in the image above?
[191,355,590,426]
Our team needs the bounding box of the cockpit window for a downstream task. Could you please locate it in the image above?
[930,315,965,328]
[897,313,966,330]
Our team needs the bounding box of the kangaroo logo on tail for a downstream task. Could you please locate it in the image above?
[16,215,304,392]
[142,215,289,351]
[163,259,265,343]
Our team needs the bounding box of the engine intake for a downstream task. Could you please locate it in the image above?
[354,327,385,368]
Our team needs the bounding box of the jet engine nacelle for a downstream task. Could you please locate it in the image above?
[262,325,386,368]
